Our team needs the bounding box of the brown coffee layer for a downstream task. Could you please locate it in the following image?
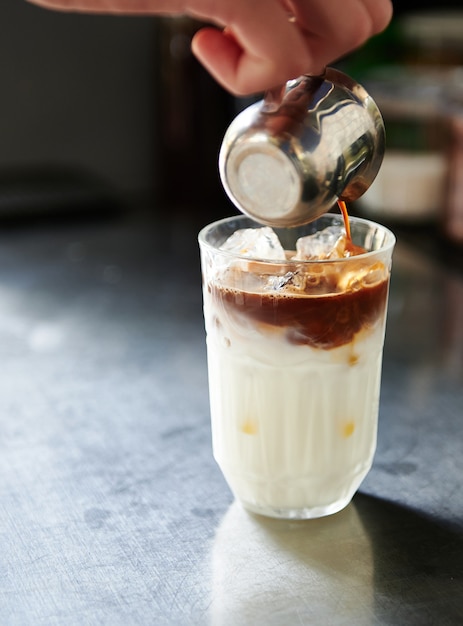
[209,278,389,349]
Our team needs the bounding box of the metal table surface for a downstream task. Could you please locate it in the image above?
[0,212,462,625]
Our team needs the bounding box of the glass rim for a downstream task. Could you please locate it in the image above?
[198,213,396,265]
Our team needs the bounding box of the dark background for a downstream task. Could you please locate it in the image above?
[0,0,461,224]
[393,0,461,12]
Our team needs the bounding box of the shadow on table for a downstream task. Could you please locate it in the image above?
[354,493,463,625]
[207,494,463,625]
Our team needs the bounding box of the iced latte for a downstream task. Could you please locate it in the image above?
[199,214,395,519]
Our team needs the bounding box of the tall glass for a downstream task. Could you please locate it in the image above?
[199,214,395,519]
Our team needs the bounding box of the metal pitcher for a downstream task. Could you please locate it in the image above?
[219,68,385,227]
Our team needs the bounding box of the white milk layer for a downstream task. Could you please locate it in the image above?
[204,296,386,518]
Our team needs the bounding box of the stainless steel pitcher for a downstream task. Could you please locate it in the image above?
[219,68,385,227]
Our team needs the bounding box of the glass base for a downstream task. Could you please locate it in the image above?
[238,493,354,520]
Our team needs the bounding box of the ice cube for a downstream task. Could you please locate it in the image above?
[294,226,347,260]
[267,270,298,291]
[337,261,387,291]
[220,227,286,260]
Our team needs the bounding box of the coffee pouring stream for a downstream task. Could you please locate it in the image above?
[219,68,385,228]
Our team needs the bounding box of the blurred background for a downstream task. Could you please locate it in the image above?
[0,0,236,227]
[1,0,463,261]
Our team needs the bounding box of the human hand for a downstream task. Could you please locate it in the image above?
[26,0,393,95]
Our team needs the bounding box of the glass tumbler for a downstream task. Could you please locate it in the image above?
[199,214,395,519]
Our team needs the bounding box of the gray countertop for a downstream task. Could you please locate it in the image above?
[0,212,462,625]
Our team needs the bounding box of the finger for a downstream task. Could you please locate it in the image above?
[192,0,317,95]
[290,0,393,66]
[192,28,315,96]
